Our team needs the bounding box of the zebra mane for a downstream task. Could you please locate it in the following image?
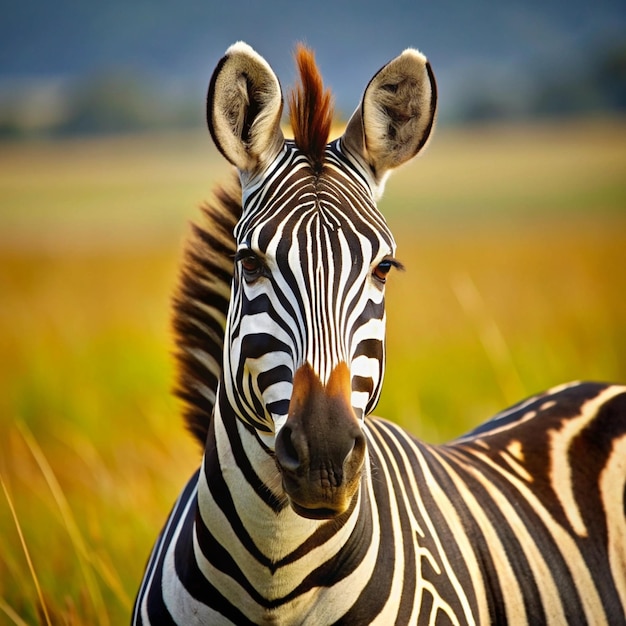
[172,175,242,445]
[288,44,334,169]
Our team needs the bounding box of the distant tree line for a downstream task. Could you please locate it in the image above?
[0,42,624,139]
[455,42,626,123]
[0,70,201,139]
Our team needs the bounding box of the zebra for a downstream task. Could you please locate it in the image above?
[133,41,626,625]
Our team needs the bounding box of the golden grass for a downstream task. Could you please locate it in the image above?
[380,211,626,440]
[0,119,625,622]
[1,475,51,625]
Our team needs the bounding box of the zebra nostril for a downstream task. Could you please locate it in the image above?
[275,426,301,472]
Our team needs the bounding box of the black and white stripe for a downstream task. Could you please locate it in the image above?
[133,43,626,625]
[223,141,392,438]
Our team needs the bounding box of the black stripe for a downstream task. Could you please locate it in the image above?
[136,472,199,625]
[336,443,396,623]
[219,402,285,511]
[371,421,479,620]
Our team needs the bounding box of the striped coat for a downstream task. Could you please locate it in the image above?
[133,42,626,625]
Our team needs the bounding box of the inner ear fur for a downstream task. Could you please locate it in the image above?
[342,49,437,182]
[207,42,284,174]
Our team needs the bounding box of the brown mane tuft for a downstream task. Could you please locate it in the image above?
[288,44,334,169]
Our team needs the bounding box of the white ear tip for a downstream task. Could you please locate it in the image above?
[226,41,256,56]
[400,48,428,63]
[223,41,277,76]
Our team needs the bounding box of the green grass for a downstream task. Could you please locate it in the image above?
[1,119,625,623]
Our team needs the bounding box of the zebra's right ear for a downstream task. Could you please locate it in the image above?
[207,42,284,175]
[341,48,437,186]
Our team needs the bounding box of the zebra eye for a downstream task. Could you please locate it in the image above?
[372,257,403,284]
[237,251,264,283]
[373,260,393,283]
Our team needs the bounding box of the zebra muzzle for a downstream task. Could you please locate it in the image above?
[275,362,366,520]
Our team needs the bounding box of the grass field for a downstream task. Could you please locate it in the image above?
[1,119,625,623]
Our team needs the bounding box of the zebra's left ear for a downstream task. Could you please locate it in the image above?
[207,42,284,175]
[341,49,437,184]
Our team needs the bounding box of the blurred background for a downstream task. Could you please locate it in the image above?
[1,1,625,623]
[1,0,625,135]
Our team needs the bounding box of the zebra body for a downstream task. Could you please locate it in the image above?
[136,383,626,624]
[133,42,626,625]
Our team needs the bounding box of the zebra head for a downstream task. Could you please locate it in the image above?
[207,42,436,519]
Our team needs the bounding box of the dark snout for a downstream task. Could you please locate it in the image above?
[275,362,366,519]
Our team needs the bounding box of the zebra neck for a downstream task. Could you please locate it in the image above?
[196,400,370,573]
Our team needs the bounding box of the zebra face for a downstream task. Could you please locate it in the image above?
[223,142,397,517]
[208,42,436,518]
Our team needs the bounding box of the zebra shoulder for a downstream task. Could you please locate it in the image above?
[447,381,626,521]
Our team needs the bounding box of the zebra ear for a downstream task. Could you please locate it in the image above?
[342,49,437,184]
[207,42,284,174]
